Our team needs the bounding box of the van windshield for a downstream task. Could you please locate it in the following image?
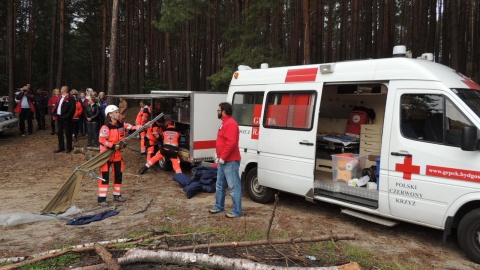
[454,88,480,118]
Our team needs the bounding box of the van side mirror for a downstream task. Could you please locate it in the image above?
[461,126,478,151]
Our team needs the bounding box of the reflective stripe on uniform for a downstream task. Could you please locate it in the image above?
[113,184,121,195]
[98,183,108,197]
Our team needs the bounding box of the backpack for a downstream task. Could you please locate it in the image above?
[345,106,376,137]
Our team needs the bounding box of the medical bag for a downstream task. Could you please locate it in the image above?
[345,106,376,137]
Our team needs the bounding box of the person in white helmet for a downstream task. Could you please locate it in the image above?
[97,104,141,207]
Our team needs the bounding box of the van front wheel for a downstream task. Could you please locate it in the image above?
[458,209,480,263]
[246,168,275,204]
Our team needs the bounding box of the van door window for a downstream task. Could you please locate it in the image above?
[445,99,472,146]
[264,91,316,130]
[400,94,472,146]
[232,92,264,126]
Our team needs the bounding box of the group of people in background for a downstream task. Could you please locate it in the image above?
[14,84,110,144]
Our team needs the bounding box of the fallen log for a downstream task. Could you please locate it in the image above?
[74,250,362,270]
[120,248,341,270]
[168,234,356,251]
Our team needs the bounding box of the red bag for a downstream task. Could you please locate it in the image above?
[345,110,369,137]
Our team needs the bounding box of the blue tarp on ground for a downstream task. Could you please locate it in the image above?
[66,210,119,225]
[173,166,217,199]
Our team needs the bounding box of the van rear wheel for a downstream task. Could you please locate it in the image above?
[246,168,275,204]
[458,209,480,263]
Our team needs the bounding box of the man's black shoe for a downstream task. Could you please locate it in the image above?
[54,149,65,153]
[66,149,73,154]
[51,132,55,135]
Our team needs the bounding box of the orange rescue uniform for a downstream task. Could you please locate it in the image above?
[135,106,150,155]
[146,125,182,173]
[98,120,138,202]
[145,123,162,159]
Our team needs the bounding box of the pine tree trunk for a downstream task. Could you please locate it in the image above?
[48,0,58,91]
[441,0,450,65]
[302,0,311,64]
[165,32,173,89]
[101,0,108,92]
[449,0,460,71]
[27,0,34,82]
[7,0,15,112]
[185,22,192,90]
[326,0,334,62]
[55,0,65,88]
[138,0,145,93]
[107,0,119,98]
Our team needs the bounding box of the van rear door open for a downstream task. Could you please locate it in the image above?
[257,84,321,196]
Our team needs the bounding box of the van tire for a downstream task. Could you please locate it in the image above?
[246,168,275,204]
[458,209,480,263]
[158,157,172,171]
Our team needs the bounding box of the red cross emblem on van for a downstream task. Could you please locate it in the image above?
[395,156,420,180]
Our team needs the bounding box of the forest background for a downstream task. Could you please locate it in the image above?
[1,0,479,108]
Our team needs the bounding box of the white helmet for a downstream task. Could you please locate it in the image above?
[105,105,119,116]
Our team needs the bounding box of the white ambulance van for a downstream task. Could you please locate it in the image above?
[227,46,480,263]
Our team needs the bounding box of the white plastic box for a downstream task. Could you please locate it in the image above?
[331,154,367,182]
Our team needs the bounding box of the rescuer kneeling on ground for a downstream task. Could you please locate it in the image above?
[138,120,182,175]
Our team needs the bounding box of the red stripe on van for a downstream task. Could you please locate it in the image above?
[462,80,480,90]
[426,165,480,183]
[285,68,318,83]
[194,140,216,150]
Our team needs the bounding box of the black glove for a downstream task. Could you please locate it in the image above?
[116,141,128,150]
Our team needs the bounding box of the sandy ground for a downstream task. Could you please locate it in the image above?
[0,114,479,269]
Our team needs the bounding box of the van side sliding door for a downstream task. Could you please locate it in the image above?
[258,85,320,196]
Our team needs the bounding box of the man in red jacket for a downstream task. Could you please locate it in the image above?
[209,102,242,218]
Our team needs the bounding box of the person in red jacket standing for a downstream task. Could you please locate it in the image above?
[70,89,84,141]
[138,120,182,174]
[209,102,242,218]
[98,105,140,207]
[47,88,60,135]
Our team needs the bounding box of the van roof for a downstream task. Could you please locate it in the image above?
[230,57,480,90]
